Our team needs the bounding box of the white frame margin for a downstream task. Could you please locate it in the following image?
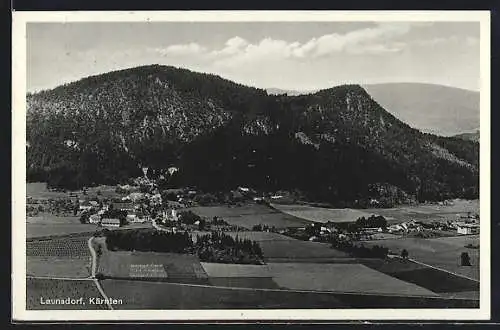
[12,10,491,322]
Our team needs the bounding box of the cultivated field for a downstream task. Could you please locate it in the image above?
[362,235,480,280]
[188,204,312,229]
[27,256,91,278]
[27,236,91,257]
[267,263,438,297]
[97,240,208,283]
[360,257,479,295]
[27,182,70,199]
[100,279,348,309]
[207,277,280,289]
[272,199,479,224]
[201,262,271,277]
[362,199,479,223]
[27,182,122,200]
[270,204,376,223]
[26,278,105,310]
[201,262,280,289]
[27,215,97,239]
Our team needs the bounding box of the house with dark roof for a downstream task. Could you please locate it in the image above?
[101,218,121,228]
[111,202,135,212]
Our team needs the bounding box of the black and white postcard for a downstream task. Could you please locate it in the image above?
[12,10,491,321]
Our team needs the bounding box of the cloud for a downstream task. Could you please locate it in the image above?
[152,22,433,68]
[156,42,207,56]
[413,35,479,47]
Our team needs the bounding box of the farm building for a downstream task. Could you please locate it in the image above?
[101,218,121,228]
[128,192,146,202]
[362,227,383,234]
[457,223,479,235]
[111,202,135,212]
[388,224,403,233]
[89,214,101,224]
[161,209,178,222]
[150,193,163,206]
[79,201,93,212]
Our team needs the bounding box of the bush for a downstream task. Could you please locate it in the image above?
[194,232,264,264]
[178,210,202,225]
[355,215,387,229]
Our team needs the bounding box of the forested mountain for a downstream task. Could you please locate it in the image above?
[362,83,479,137]
[27,65,479,205]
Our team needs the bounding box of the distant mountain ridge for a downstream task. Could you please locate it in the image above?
[362,83,479,137]
[454,129,480,142]
[27,65,479,205]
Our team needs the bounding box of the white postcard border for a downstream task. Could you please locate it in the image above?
[12,10,491,321]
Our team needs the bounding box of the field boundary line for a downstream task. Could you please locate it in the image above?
[26,275,93,281]
[103,276,477,301]
[402,257,479,283]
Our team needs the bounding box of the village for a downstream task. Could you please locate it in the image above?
[26,171,481,310]
[72,167,480,246]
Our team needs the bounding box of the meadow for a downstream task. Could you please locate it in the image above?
[27,182,70,199]
[266,263,438,297]
[27,256,91,278]
[99,279,348,309]
[272,199,479,224]
[27,182,122,200]
[27,216,97,239]
[360,257,479,296]
[193,231,349,261]
[97,238,208,283]
[201,262,280,289]
[270,204,376,223]
[188,204,312,229]
[362,235,480,280]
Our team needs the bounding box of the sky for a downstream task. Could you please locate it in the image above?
[26,21,480,93]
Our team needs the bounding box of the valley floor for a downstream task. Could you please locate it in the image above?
[24,183,480,310]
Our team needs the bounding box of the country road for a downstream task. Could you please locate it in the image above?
[87,237,114,310]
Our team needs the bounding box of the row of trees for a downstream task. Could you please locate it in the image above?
[105,229,193,253]
[330,237,389,258]
[355,215,388,229]
[103,229,264,264]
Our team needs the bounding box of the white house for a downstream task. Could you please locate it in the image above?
[388,224,403,233]
[151,193,162,206]
[79,201,93,212]
[101,218,121,228]
[89,214,101,224]
[457,224,479,235]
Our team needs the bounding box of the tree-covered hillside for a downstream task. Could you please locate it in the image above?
[26,65,479,204]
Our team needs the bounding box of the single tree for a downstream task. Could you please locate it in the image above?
[461,252,471,266]
[401,249,409,259]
